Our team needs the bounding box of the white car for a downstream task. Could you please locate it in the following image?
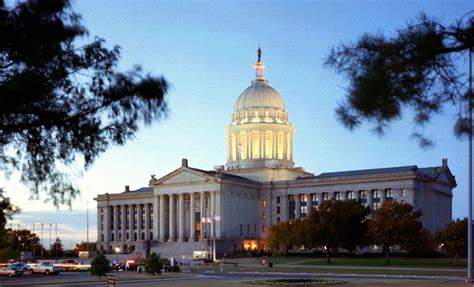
[29,262,62,275]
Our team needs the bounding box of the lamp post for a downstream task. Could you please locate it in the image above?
[115,247,120,264]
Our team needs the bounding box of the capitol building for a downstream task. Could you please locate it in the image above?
[95,50,457,259]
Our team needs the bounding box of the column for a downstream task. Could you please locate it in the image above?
[137,204,142,240]
[178,193,185,241]
[153,195,159,241]
[380,189,386,205]
[210,191,216,238]
[121,204,126,242]
[367,190,373,211]
[317,193,323,207]
[190,193,195,241]
[130,205,135,241]
[215,191,222,238]
[113,205,119,242]
[103,206,110,242]
[159,195,165,241]
[282,132,287,160]
[97,207,102,242]
[168,194,175,242]
[295,194,301,219]
[248,131,253,159]
[261,131,265,159]
[144,203,150,240]
[341,191,347,201]
[307,194,313,214]
[273,131,277,158]
[200,192,205,240]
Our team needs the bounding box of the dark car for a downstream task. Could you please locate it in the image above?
[111,262,125,271]
[163,260,179,272]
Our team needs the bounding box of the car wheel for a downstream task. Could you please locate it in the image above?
[45,269,50,275]
[8,273,13,277]
[29,269,34,274]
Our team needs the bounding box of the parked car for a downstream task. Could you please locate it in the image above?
[111,262,125,272]
[163,259,180,272]
[11,262,28,272]
[0,266,23,277]
[29,261,62,275]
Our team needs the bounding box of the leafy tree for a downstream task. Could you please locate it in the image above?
[0,189,18,247]
[91,253,111,278]
[144,252,163,275]
[266,219,305,257]
[434,218,467,265]
[368,201,423,264]
[306,200,370,263]
[51,237,64,258]
[8,229,43,255]
[74,241,96,254]
[0,0,169,207]
[325,13,474,147]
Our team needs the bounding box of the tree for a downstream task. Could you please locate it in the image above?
[73,241,96,254]
[0,189,18,248]
[434,218,467,265]
[91,253,111,278]
[306,200,370,263]
[266,219,305,257]
[8,229,42,255]
[144,252,163,275]
[368,201,423,264]
[325,13,474,147]
[51,237,64,258]
[0,0,169,208]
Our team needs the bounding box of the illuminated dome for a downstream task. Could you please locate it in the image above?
[225,48,295,171]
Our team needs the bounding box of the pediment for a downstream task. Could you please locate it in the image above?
[151,167,215,186]
[435,167,457,187]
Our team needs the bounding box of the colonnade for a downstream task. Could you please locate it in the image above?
[100,191,222,243]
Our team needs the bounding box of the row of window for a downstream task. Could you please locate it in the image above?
[102,231,154,242]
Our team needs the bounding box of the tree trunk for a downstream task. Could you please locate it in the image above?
[285,246,289,258]
[326,250,331,264]
[454,252,458,266]
[385,246,390,265]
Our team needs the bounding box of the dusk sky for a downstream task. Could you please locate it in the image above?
[2,0,472,246]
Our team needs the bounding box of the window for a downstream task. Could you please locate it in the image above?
[240,224,243,236]
[262,225,266,232]
[385,189,393,201]
[277,217,280,223]
[373,189,380,211]
[311,194,318,206]
[231,133,237,160]
[150,232,153,240]
[247,224,250,236]
[288,195,295,219]
[359,190,367,207]
[239,132,247,159]
[323,193,329,202]
[101,234,104,241]
[401,188,406,197]
[126,233,129,240]
[265,131,273,158]
[254,224,257,233]
[347,191,355,200]
[261,200,266,208]
[334,192,341,201]
[261,212,266,220]
[277,131,284,159]
[300,194,307,217]
[134,232,137,241]
[276,196,280,204]
[111,233,114,241]
[277,206,280,214]
[252,131,260,158]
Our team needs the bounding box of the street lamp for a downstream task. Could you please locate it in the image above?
[115,247,120,264]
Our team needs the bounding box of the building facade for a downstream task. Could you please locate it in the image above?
[95,51,457,259]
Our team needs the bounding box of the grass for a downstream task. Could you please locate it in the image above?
[233,257,467,269]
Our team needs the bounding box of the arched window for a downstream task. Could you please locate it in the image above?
[239,132,247,159]
[252,131,260,158]
[286,133,292,160]
[141,232,145,240]
[265,131,273,158]
[277,132,284,159]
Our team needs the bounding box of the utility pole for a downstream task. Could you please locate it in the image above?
[49,223,52,258]
[87,200,90,252]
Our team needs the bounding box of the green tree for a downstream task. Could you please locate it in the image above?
[306,200,370,264]
[0,0,169,209]
[325,13,473,147]
[266,219,305,257]
[8,229,43,255]
[144,252,163,275]
[0,189,18,248]
[91,253,111,278]
[51,237,64,258]
[434,218,467,265]
[73,241,97,254]
[368,201,423,264]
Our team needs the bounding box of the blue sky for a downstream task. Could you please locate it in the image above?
[3,0,472,244]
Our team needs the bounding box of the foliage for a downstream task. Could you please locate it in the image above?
[144,252,163,275]
[74,241,96,253]
[306,200,370,263]
[434,217,467,265]
[91,253,111,278]
[0,0,169,206]
[0,189,19,247]
[368,201,423,264]
[325,13,474,147]
[51,237,64,258]
[266,219,305,257]
[7,229,43,254]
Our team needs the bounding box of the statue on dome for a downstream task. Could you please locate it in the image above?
[257,47,261,62]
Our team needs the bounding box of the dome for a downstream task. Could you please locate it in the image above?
[234,80,285,112]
